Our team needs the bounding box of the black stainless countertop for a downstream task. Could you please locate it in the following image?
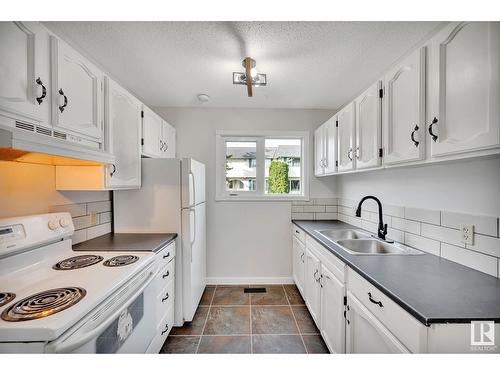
[292,220,500,325]
[73,233,177,253]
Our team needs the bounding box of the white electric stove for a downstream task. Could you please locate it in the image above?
[0,213,158,353]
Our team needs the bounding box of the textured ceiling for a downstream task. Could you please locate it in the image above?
[44,21,440,109]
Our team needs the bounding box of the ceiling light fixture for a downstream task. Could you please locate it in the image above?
[197,93,210,103]
[233,57,267,97]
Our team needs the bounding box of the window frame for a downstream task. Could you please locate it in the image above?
[216,130,310,201]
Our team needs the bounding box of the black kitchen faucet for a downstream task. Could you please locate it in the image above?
[355,195,390,241]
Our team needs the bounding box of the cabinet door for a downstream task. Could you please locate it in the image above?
[320,265,345,354]
[162,121,176,158]
[105,77,142,189]
[166,123,176,158]
[323,117,337,174]
[383,47,426,165]
[428,22,500,157]
[337,102,356,172]
[345,292,409,353]
[51,36,103,140]
[305,248,321,326]
[142,107,163,157]
[0,22,50,125]
[314,125,325,176]
[292,236,305,295]
[355,81,382,170]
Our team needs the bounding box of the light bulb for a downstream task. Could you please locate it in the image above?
[250,68,258,79]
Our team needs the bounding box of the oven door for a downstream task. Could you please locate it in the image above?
[46,263,157,354]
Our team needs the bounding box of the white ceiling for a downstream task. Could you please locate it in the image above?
[44,21,440,110]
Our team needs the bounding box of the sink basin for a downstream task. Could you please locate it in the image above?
[315,229,371,242]
[336,239,424,256]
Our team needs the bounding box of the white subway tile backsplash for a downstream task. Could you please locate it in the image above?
[87,222,112,239]
[338,206,355,216]
[292,200,313,206]
[441,243,498,277]
[72,229,87,245]
[99,212,112,224]
[384,204,405,219]
[387,227,405,243]
[314,198,338,205]
[405,207,440,225]
[87,200,111,214]
[49,203,86,218]
[303,205,325,213]
[405,233,441,256]
[421,223,462,247]
[325,205,338,213]
[72,215,93,230]
[361,220,378,234]
[392,217,421,235]
[466,234,500,258]
[291,206,304,213]
[315,213,338,220]
[291,213,314,220]
[441,211,498,237]
[338,198,356,208]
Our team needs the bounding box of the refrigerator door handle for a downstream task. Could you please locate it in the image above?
[190,208,196,262]
[189,171,195,206]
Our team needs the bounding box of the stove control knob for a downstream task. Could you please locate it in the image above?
[59,218,71,228]
[48,220,60,230]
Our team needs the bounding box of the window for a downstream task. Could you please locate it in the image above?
[216,131,309,200]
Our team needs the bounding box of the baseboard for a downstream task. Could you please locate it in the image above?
[206,276,294,285]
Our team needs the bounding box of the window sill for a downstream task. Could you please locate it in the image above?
[215,194,309,202]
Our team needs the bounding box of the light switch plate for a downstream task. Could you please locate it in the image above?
[461,224,474,245]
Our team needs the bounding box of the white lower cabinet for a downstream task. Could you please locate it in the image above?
[345,291,409,353]
[292,235,305,295]
[304,248,321,325]
[319,264,345,353]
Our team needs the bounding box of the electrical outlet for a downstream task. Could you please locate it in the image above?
[90,212,98,226]
[461,224,474,245]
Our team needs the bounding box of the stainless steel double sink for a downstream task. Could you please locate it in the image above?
[314,229,424,256]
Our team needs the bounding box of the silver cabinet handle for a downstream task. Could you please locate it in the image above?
[300,252,304,263]
[163,252,170,259]
[355,146,360,160]
[313,269,318,281]
[162,271,170,279]
[162,293,170,302]
[347,148,353,161]
[161,324,169,335]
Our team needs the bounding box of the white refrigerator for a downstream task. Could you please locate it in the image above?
[114,158,206,325]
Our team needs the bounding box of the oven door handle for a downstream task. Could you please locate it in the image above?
[48,267,156,353]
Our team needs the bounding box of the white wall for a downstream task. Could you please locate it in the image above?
[156,107,337,283]
[336,157,500,217]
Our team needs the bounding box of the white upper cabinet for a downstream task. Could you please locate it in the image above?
[162,121,176,158]
[355,81,382,170]
[314,116,337,176]
[51,36,103,141]
[383,47,426,166]
[0,22,51,125]
[320,264,345,354]
[314,125,325,176]
[337,102,356,172]
[105,77,142,189]
[428,22,500,157]
[142,106,163,157]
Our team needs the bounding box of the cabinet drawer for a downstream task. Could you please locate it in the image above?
[157,280,175,318]
[147,304,174,353]
[306,234,346,282]
[346,268,426,353]
[154,259,175,290]
[292,225,306,244]
[156,241,175,268]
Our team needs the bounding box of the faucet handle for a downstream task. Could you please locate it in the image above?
[383,223,388,235]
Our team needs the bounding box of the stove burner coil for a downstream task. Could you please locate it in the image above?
[53,255,104,270]
[1,287,86,322]
[103,255,139,267]
[0,292,16,308]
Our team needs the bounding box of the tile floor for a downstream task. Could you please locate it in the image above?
[160,284,329,354]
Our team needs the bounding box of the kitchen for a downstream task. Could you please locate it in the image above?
[1,1,500,372]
